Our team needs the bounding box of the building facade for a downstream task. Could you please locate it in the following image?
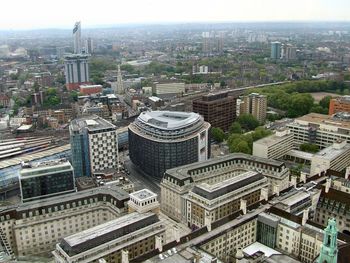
[200,217,258,261]
[64,54,90,91]
[161,153,290,223]
[329,96,350,115]
[287,113,350,148]
[271,41,282,59]
[155,83,185,98]
[65,22,90,91]
[192,92,237,132]
[69,116,118,177]
[253,128,294,160]
[19,159,76,202]
[53,212,166,263]
[314,185,350,234]
[0,186,129,257]
[73,21,82,54]
[128,189,160,214]
[240,93,267,123]
[186,171,268,228]
[284,44,297,61]
[310,140,350,176]
[128,111,210,179]
[79,84,102,95]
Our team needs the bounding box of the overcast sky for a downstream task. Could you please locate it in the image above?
[1,0,349,30]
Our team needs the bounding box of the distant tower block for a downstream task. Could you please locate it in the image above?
[128,189,160,214]
[116,65,124,94]
[73,21,82,54]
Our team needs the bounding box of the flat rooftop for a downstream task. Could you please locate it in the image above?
[294,113,350,130]
[165,153,286,181]
[117,126,129,133]
[137,111,201,130]
[65,212,148,246]
[286,150,314,161]
[130,189,157,200]
[254,132,291,147]
[70,115,116,133]
[147,247,223,263]
[314,141,350,160]
[149,96,162,102]
[192,171,265,200]
[335,95,350,103]
[20,159,72,177]
[64,54,89,59]
[0,144,70,169]
[279,191,310,207]
[243,242,281,257]
[79,84,102,89]
[14,185,129,212]
[199,91,230,102]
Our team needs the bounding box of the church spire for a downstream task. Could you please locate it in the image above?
[318,218,338,263]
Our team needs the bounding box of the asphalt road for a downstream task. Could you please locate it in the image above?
[123,157,161,195]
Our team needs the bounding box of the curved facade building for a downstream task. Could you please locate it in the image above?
[128,111,211,179]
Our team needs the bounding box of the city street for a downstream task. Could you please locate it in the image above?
[123,157,161,195]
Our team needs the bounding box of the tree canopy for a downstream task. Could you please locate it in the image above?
[300,143,319,153]
[229,122,242,134]
[211,127,226,143]
[237,114,260,131]
[248,80,347,118]
[43,88,60,107]
[227,126,272,154]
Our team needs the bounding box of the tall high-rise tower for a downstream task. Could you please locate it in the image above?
[65,22,90,90]
[73,21,82,54]
[116,65,124,94]
[240,93,267,123]
[271,41,282,60]
[217,31,224,53]
[69,116,118,177]
[317,218,338,263]
[202,32,211,54]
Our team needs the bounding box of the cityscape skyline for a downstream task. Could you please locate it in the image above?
[0,4,350,261]
[0,0,350,30]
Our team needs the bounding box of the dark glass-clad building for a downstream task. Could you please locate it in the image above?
[128,111,211,179]
[19,159,76,202]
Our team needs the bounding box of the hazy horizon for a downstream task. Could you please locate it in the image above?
[1,0,349,30]
[1,20,350,32]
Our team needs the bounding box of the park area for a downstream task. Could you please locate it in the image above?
[310,92,340,102]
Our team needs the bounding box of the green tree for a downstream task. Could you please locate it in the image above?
[90,57,117,73]
[252,127,272,141]
[287,93,314,117]
[310,105,327,114]
[300,143,319,153]
[229,138,250,154]
[267,114,282,122]
[70,91,79,102]
[319,95,332,110]
[229,122,242,134]
[43,88,60,107]
[237,114,260,131]
[46,87,57,96]
[235,140,251,154]
[211,127,225,143]
[120,64,135,74]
